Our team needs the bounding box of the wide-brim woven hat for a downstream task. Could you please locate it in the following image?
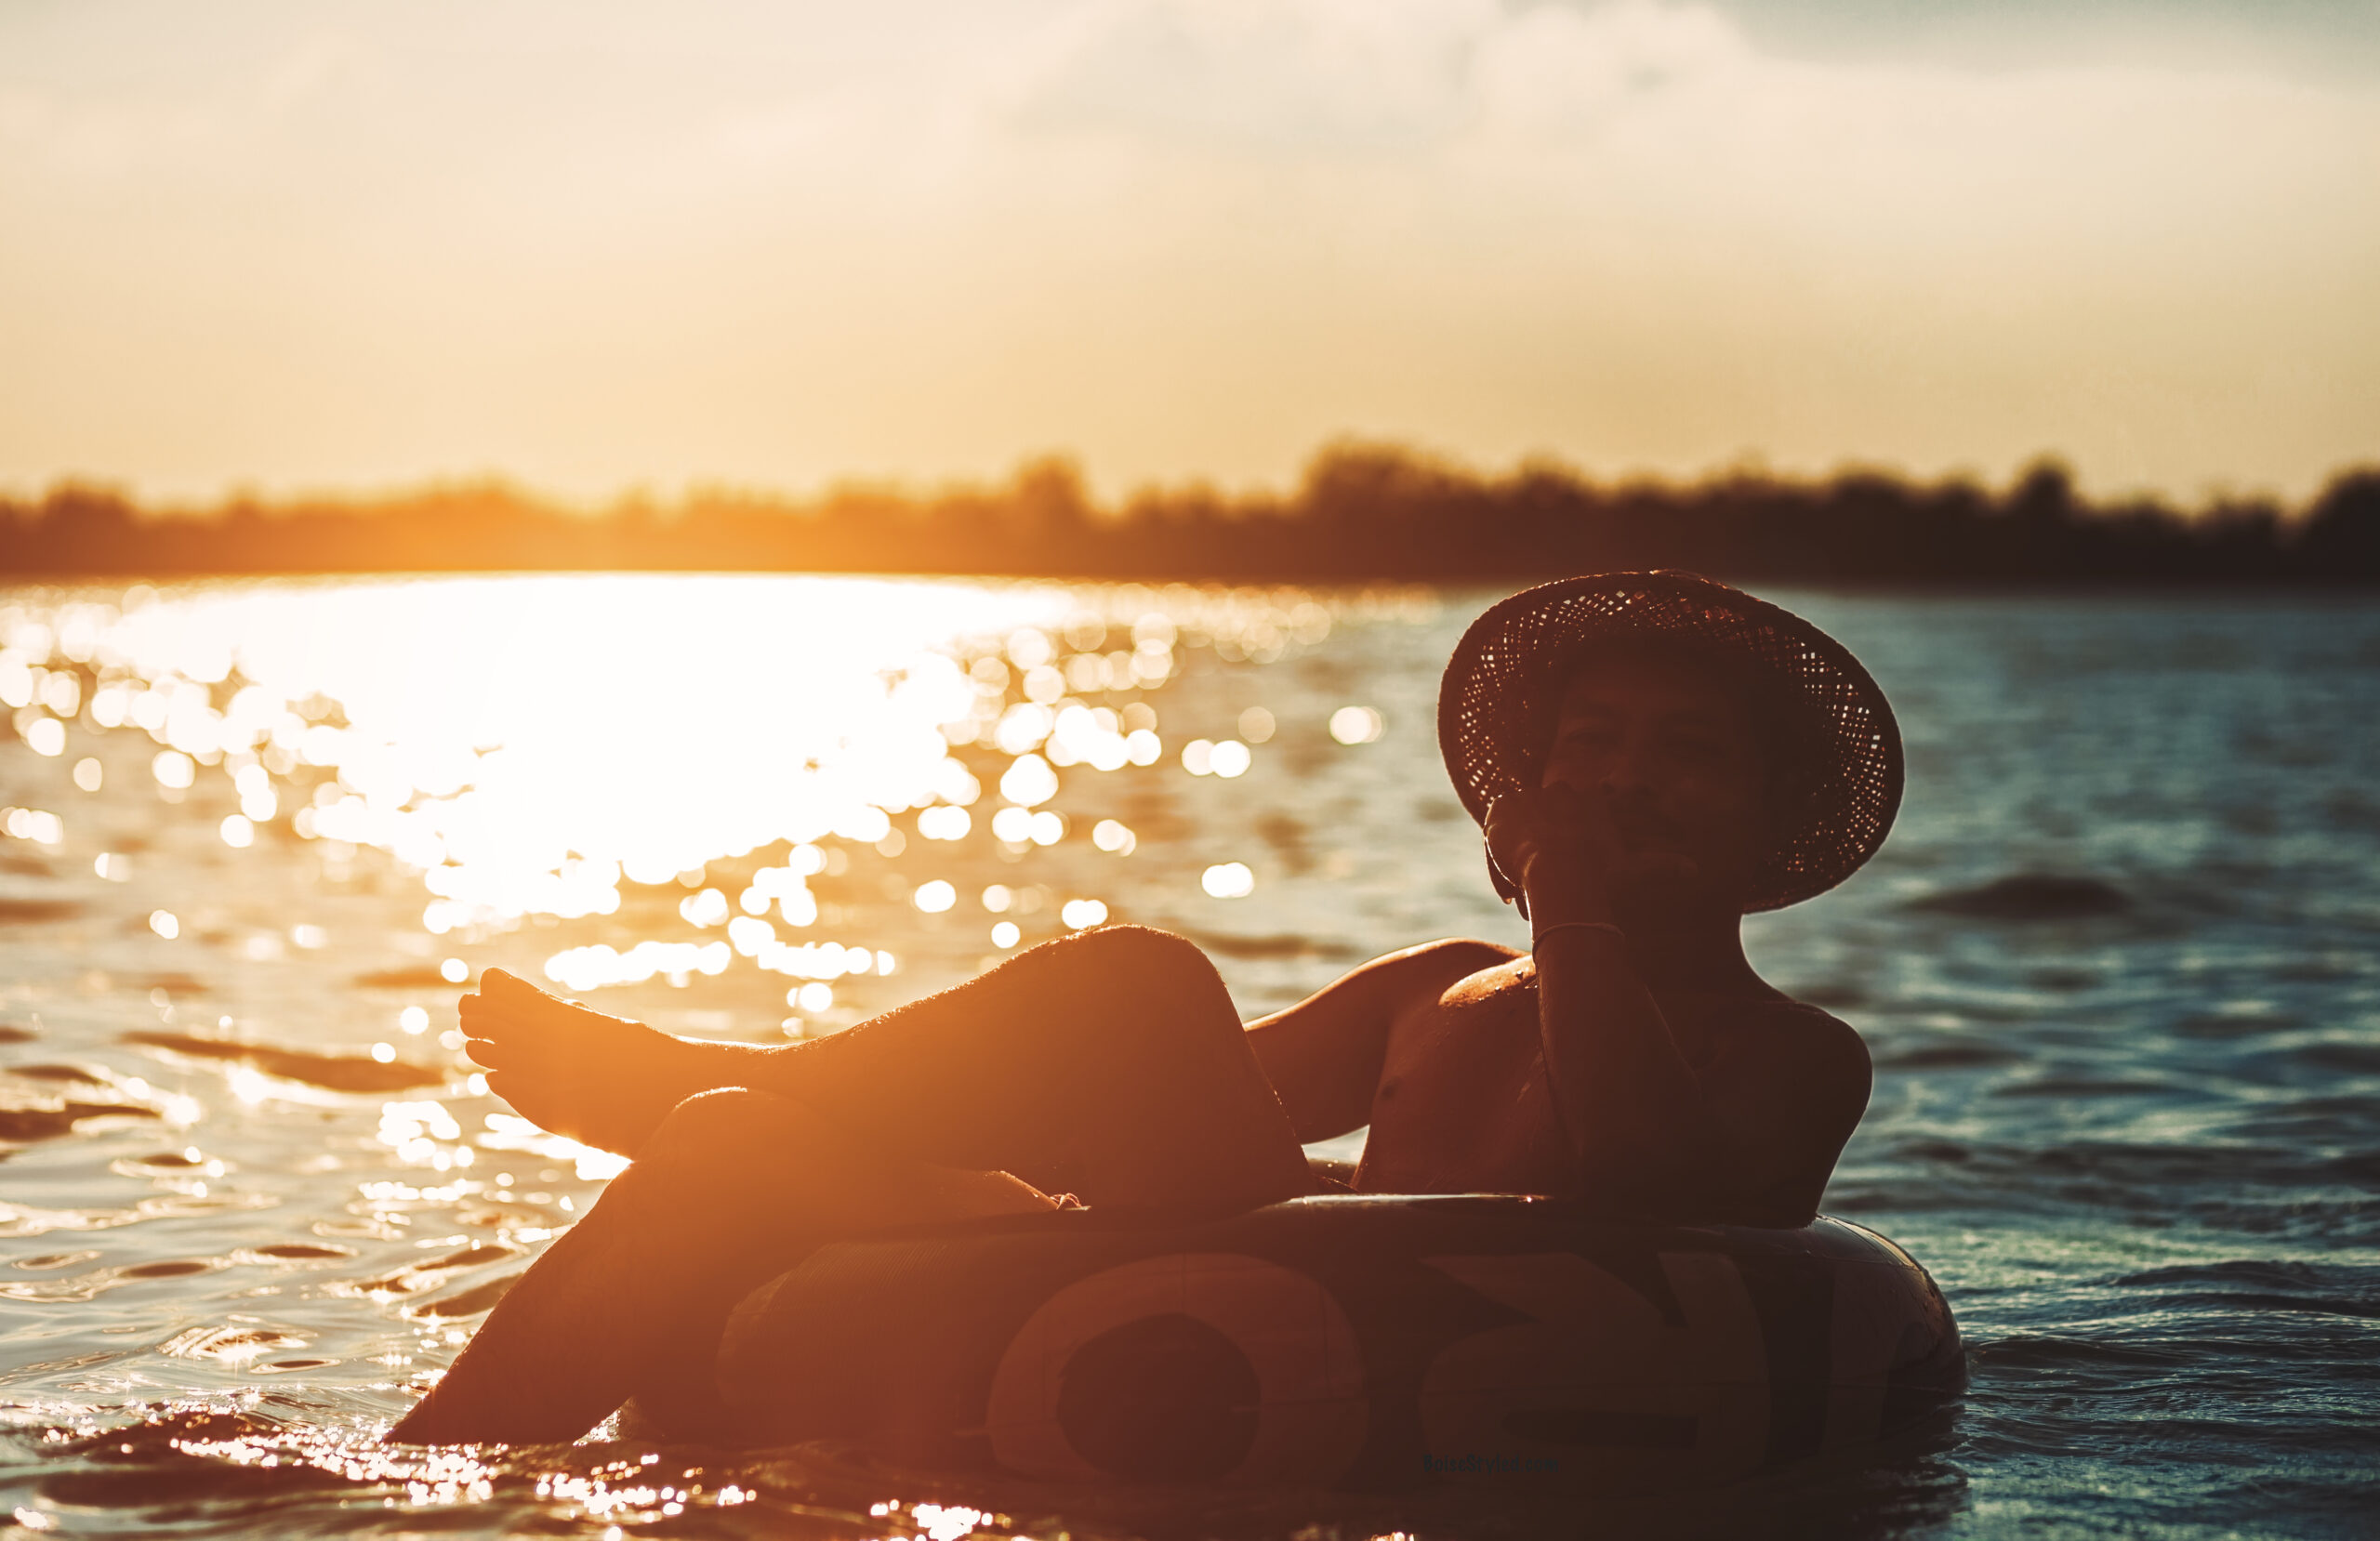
[1438,572,1902,912]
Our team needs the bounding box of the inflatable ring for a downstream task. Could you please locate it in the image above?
[628,1194,1963,1494]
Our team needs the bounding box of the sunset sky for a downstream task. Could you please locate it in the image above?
[4,0,2375,507]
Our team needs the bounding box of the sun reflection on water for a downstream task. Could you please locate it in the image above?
[0,576,1388,1028]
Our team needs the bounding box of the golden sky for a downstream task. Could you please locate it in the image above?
[3,0,2375,506]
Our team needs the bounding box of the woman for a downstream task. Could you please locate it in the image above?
[391,571,1900,1445]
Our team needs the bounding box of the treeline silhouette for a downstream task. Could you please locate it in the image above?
[7,446,2377,584]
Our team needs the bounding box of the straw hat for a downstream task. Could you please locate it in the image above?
[1437,572,1902,913]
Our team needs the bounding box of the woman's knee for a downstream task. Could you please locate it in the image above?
[1098,923,1208,968]
[639,1087,815,1171]
[1053,925,1225,998]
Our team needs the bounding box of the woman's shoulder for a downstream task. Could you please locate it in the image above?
[1367,936,1528,1003]
[1671,989,1871,1079]
[1716,996,1873,1110]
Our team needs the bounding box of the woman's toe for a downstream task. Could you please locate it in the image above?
[480,968,537,1000]
[484,968,565,1008]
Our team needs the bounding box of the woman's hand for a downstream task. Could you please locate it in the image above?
[1486,784,1619,925]
[1488,784,1701,925]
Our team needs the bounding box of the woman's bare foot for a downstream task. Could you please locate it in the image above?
[459,969,753,1157]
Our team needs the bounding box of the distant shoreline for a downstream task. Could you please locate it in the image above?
[8,445,2377,585]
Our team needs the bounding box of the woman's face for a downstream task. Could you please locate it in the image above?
[1540,651,1770,911]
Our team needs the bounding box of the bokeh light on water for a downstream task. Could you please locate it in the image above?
[1,576,1368,1020]
[4,578,2376,1539]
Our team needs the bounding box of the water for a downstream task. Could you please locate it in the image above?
[0,577,2373,1539]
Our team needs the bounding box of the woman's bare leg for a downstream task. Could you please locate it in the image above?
[398,929,1316,1443]
[389,1088,1055,1446]
[464,926,1315,1209]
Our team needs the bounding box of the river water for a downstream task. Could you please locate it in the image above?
[0,576,2373,1539]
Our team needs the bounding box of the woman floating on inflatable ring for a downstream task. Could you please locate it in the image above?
[392,572,1915,1458]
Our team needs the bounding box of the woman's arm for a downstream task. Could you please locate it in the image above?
[1243,939,1514,1143]
[1525,924,1712,1182]
[1490,788,1868,1220]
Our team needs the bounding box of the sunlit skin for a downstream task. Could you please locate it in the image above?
[392,652,1869,1446]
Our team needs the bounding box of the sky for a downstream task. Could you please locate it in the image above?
[2,0,2375,507]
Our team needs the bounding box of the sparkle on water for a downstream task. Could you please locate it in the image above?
[0,577,2373,1540]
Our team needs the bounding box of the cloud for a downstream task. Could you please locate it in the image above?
[1012,0,1495,151]
[1011,0,1765,154]
[0,0,2373,502]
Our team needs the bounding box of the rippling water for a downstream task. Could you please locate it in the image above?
[0,577,2373,1539]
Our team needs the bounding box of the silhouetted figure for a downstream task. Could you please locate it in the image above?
[390,572,1899,1445]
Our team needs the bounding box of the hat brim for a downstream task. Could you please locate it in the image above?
[1437,572,1903,913]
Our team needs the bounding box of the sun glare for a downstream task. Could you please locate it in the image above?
[7,577,1372,1020]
